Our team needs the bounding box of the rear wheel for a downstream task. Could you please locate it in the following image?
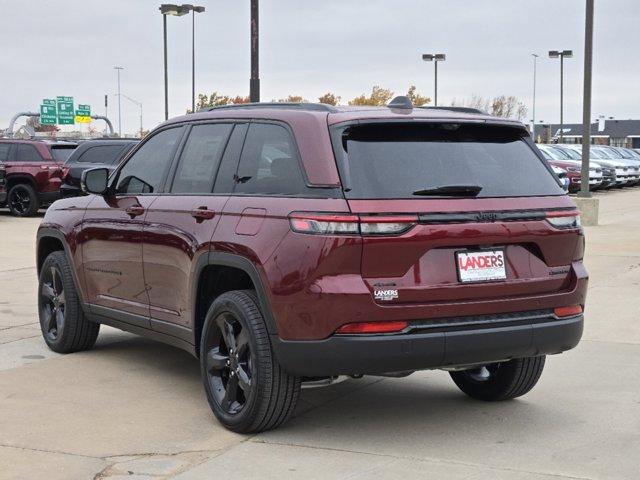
[450,356,545,401]
[38,251,100,353]
[200,290,301,433]
[8,183,39,217]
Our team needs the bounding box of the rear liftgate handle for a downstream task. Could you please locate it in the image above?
[191,206,216,223]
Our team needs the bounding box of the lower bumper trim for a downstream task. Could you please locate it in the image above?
[272,315,583,377]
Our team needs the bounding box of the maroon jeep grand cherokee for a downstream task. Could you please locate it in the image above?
[0,139,77,216]
[36,100,587,433]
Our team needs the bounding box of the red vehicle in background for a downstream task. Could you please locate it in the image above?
[0,139,77,216]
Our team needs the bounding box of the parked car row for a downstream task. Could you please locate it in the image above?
[0,138,138,216]
[537,143,640,192]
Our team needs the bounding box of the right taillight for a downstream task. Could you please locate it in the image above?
[546,210,581,229]
[289,213,417,236]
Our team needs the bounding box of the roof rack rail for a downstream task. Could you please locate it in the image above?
[202,102,338,113]
[419,106,488,115]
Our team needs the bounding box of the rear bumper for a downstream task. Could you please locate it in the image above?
[38,190,60,205]
[272,312,583,377]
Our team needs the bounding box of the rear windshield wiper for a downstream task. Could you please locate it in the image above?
[412,184,483,197]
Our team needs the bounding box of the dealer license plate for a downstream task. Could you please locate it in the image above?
[456,249,507,283]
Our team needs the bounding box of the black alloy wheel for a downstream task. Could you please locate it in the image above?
[40,265,66,342]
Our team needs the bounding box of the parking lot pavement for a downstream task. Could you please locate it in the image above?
[1,189,639,480]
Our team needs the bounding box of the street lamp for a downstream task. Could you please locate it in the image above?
[422,53,445,106]
[159,4,190,121]
[185,5,206,113]
[548,49,573,143]
[120,94,144,138]
[114,66,123,137]
[531,54,539,140]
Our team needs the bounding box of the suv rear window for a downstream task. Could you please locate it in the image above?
[75,144,126,164]
[51,145,77,162]
[332,123,564,199]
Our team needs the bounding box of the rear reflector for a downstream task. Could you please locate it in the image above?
[554,305,583,318]
[336,321,408,334]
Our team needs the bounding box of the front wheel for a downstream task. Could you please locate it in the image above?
[450,356,545,401]
[200,290,301,433]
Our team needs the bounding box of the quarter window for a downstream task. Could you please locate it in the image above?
[171,124,232,194]
[115,127,182,194]
[234,123,307,195]
[77,145,127,164]
[0,143,11,161]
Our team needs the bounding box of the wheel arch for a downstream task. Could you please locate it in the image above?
[192,252,278,357]
[7,174,38,191]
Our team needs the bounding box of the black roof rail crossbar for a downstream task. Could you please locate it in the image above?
[201,102,339,113]
[419,106,488,115]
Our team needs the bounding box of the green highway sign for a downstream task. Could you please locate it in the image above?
[40,99,57,125]
[56,96,75,125]
[75,104,91,123]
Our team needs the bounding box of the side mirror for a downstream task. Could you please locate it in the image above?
[81,167,109,195]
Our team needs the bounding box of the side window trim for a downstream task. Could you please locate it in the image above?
[110,125,188,195]
[212,122,249,195]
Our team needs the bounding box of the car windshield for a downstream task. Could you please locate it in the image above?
[331,122,564,199]
[50,145,77,162]
[557,147,582,160]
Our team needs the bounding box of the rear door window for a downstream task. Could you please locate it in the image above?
[170,123,233,194]
[15,144,44,162]
[234,123,308,196]
[50,146,76,162]
[332,123,564,198]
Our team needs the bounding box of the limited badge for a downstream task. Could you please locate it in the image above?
[374,289,399,301]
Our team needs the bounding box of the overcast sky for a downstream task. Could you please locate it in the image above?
[1,0,638,135]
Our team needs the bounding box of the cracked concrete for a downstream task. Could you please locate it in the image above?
[1,188,640,479]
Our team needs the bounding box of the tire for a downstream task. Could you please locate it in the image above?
[8,183,40,217]
[200,290,301,433]
[38,251,100,353]
[450,356,545,401]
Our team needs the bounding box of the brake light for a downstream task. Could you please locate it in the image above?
[554,305,583,317]
[336,321,408,334]
[289,213,417,236]
[546,210,581,229]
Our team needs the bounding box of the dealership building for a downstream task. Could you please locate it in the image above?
[534,119,640,148]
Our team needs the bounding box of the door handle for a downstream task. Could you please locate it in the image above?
[191,207,216,222]
[125,206,145,218]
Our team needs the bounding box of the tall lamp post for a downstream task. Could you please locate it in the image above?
[159,4,189,121]
[531,53,539,140]
[189,5,206,113]
[120,94,144,138]
[114,66,123,137]
[579,0,595,198]
[422,53,446,106]
[548,49,573,143]
[250,0,260,102]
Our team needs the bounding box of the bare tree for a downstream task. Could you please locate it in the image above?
[451,94,527,121]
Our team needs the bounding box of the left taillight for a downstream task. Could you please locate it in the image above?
[546,210,581,229]
[289,213,417,236]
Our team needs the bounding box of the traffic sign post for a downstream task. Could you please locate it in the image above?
[56,96,75,125]
[75,104,91,123]
[40,99,57,124]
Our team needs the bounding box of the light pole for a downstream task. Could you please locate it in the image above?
[189,5,206,113]
[250,0,260,102]
[548,49,573,143]
[159,4,189,121]
[422,53,445,106]
[579,0,595,198]
[531,53,539,140]
[114,66,123,136]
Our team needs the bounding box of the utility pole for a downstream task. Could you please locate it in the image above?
[190,6,205,113]
[579,0,595,198]
[250,0,260,102]
[114,66,124,137]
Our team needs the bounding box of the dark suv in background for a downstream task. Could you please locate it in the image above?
[0,139,77,216]
[60,138,138,198]
[36,100,587,433]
